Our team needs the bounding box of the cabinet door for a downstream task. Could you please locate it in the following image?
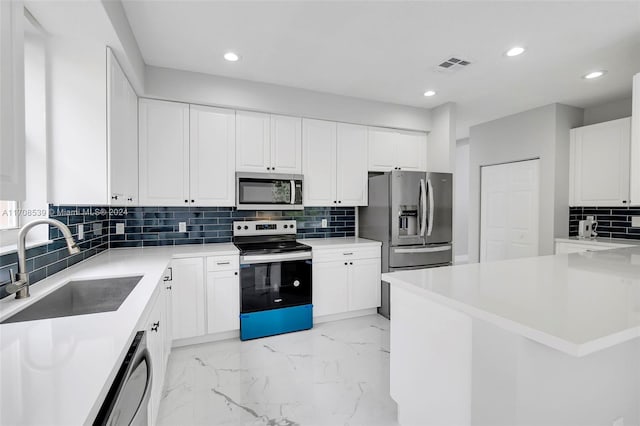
[139,99,190,206]
[170,257,206,340]
[368,127,397,172]
[303,119,337,206]
[570,118,631,206]
[107,49,138,206]
[271,114,302,173]
[348,257,381,311]
[395,130,427,171]
[336,123,368,206]
[236,111,271,172]
[631,72,640,205]
[190,105,236,206]
[147,290,165,426]
[163,277,173,364]
[313,260,349,316]
[206,269,240,334]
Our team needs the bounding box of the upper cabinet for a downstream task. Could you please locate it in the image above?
[368,127,427,172]
[631,73,640,206]
[236,111,302,173]
[107,49,138,206]
[303,119,368,207]
[569,117,631,207]
[139,99,236,207]
[0,0,25,201]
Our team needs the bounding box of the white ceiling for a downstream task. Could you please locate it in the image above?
[121,1,640,138]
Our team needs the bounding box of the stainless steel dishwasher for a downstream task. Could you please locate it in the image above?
[93,331,152,426]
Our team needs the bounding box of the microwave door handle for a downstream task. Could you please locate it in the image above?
[290,180,295,205]
[419,178,427,237]
[427,178,434,237]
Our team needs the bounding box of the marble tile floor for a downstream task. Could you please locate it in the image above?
[157,314,399,426]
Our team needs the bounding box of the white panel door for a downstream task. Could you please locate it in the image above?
[206,269,240,334]
[170,257,206,340]
[303,119,337,206]
[348,257,381,311]
[631,73,640,205]
[107,49,138,206]
[189,105,236,206]
[395,130,427,171]
[336,123,368,206]
[236,111,271,172]
[270,114,302,173]
[480,160,539,262]
[570,118,631,207]
[368,127,397,171]
[313,261,349,317]
[139,99,190,206]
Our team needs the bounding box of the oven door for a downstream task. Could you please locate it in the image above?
[240,252,312,313]
[236,172,303,210]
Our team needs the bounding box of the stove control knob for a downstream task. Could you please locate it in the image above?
[283,224,288,229]
[244,225,249,230]
[290,223,295,228]
[293,280,300,287]
[237,226,241,230]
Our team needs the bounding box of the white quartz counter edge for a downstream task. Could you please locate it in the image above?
[384,273,639,357]
[0,243,238,426]
[298,237,381,249]
[554,237,640,247]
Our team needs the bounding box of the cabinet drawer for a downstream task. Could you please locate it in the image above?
[312,246,381,263]
[206,255,239,271]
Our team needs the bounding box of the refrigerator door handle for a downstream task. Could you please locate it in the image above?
[427,178,435,237]
[394,245,452,254]
[419,178,427,237]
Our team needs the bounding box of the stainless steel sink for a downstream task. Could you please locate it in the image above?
[1,276,143,324]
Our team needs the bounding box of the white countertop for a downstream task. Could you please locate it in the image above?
[383,247,640,357]
[0,243,237,426]
[555,236,640,247]
[298,237,381,249]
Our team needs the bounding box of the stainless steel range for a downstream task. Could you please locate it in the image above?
[233,220,312,340]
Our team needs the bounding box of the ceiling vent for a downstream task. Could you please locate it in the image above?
[434,56,472,73]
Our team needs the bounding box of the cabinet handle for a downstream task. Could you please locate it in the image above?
[333,200,337,204]
[349,262,353,265]
[166,285,172,290]
[338,200,342,204]
[191,199,195,203]
[234,272,238,276]
[163,267,173,282]
[184,199,188,203]
[111,195,119,200]
[127,197,133,202]
[343,252,353,256]
[623,200,627,204]
[217,261,230,265]
[151,321,160,332]
[344,262,348,265]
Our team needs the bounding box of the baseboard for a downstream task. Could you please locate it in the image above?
[454,254,469,265]
[314,307,378,324]
[172,330,239,348]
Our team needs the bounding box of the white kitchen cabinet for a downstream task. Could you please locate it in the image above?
[303,119,368,206]
[189,105,236,206]
[206,269,240,334]
[139,99,190,206]
[107,48,138,206]
[312,247,381,318]
[631,72,640,205]
[569,117,631,207]
[162,267,173,363]
[169,257,206,340]
[236,111,302,173]
[146,287,168,426]
[0,0,25,201]
[368,127,427,172]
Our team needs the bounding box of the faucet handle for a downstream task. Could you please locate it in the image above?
[5,269,26,295]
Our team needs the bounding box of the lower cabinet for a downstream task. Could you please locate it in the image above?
[312,248,381,317]
[206,268,240,334]
[146,286,169,426]
[170,257,206,340]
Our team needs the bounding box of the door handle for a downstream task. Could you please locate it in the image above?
[427,178,434,237]
[290,180,296,204]
[394,245,451,254]
[419,178,427,237]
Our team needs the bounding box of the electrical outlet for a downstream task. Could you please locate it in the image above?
[612,417,624,426]
[179,222,187,232]
[321,219,328,228]
[632,216,640,228]
[77,224,84,240]
[93,223,102,236]
[115,223,125,235]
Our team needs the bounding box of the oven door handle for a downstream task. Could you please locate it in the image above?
[129,349,153,425]
[241,252,312,264]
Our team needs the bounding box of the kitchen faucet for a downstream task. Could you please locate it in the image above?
[6,218,80,299]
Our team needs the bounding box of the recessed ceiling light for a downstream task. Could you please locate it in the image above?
[505,46,526,57]
[583,70,606,80]
[423,90,436,97]
[224,52,239,62]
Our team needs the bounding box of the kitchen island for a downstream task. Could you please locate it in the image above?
[383,247,640,426]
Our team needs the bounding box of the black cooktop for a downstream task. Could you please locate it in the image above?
[234,239,311,256]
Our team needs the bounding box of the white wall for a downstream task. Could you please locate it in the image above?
[468,104,583,263]
[428,102,457,172]
[583,97,632,126]
[144,65,432,131]
[455,138,469,261]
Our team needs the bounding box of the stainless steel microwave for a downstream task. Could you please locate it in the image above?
[236,172,304,210]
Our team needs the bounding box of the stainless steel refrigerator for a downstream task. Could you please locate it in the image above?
[358,170,453,318]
